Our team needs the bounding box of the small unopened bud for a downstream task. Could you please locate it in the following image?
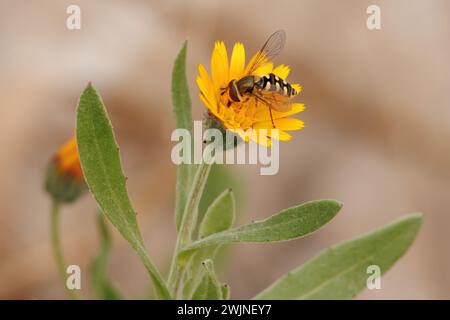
[45,136,86,203]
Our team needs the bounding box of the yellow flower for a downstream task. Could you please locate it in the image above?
[45,135,85,203]
[197,40,305,146]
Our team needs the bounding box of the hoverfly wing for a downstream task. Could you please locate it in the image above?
[246,30,286,76]
[253,90,292,113]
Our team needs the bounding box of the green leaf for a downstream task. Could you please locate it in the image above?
[172,40,193,137]
[179,200,342,263]
[198,164,241,227]
[199,189,236,238]
[197,168,242,281]
[191,260,223,300]
[254,213,422,299]
[76,83,170,299]
[90,214,122,300]
[172,40,195,231]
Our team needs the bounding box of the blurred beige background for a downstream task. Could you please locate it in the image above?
[0,0,449,299]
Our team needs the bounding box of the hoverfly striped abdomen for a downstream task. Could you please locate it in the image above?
[256,73,297,97]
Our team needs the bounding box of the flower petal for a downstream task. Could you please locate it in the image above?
[266,129,292,141]
[272,64,290,79]
[199,93,218,116]
[253,103,305,121]
[211,41,229,89]
[253,62,273,76]
[254,118,305,131]
[229,42,245,80]
[197,64,218,114]
[249,129,272,147]
[291,83,302,94]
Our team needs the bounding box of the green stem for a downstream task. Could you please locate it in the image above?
[167,161,212,298]
[50,200,79,299]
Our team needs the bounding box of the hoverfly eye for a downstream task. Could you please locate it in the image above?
[229,81,241,102]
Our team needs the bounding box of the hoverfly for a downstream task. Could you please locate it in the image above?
[220,30,298,128]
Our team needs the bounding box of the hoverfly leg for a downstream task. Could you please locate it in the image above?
[268,106,276,129]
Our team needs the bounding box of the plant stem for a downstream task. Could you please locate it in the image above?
[50,200,79,299]
[167,161,212,297]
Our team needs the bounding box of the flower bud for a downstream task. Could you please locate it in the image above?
[45,136,86,203]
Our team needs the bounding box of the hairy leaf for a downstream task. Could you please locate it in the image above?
[179,200,342,264]
[76,83,170,299]
[172,41,196,231]
[254,213,422,299]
